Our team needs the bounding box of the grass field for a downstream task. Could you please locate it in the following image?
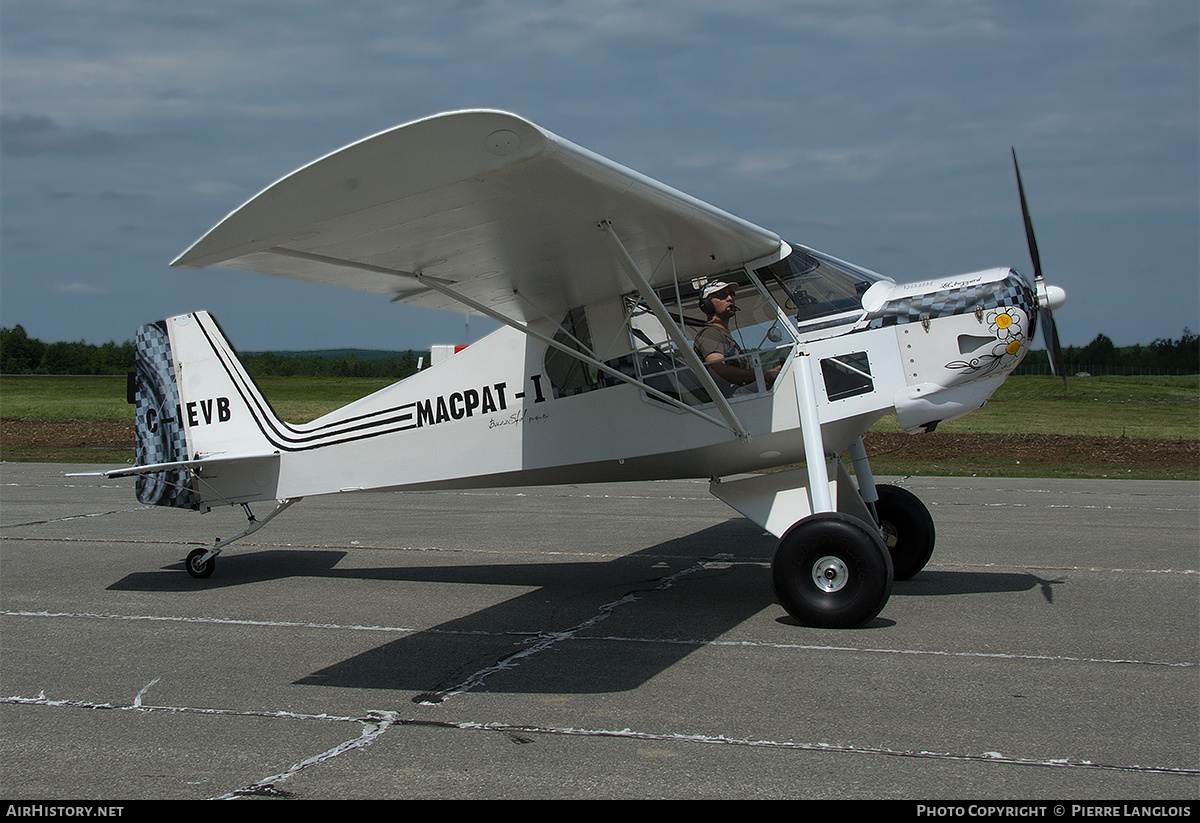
[871,374,1200,440]
[0,375,398,423]
[2,373,1197,478]
[3,373,1196,435]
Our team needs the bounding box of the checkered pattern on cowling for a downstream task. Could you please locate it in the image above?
[133,321,196,509]
[868,272,1037,330]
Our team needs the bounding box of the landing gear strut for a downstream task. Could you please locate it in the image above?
[180,498,300,579]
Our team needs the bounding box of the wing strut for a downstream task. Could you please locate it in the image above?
[410,271,745,436]
[600,221,750,441]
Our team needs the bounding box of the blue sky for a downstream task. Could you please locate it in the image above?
[2,1,1196,352]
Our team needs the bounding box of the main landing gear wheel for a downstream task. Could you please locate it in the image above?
[772,513,894,629]
[874,484,936,581]
[185,548,216,579]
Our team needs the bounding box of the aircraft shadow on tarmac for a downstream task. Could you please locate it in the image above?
[106,520,1058,696]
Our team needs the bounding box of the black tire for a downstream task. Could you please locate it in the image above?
[875,484,936,581]
[185,547,216,579]
[772,513,893,628]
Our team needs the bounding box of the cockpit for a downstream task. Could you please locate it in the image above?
[537,243,895,411]
[616,243,891,406]
[632,243,887,343]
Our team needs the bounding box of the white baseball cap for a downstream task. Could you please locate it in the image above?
[701,281,736,298]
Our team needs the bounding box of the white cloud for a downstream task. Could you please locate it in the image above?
[0,0,1194,347]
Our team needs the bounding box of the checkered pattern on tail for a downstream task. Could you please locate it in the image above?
[132,321,196,509]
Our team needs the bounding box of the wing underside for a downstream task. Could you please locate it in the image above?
[172,110,786,321]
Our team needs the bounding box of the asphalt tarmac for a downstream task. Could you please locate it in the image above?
[1,462,1197,801]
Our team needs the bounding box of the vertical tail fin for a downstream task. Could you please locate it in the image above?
[131,311,281,508]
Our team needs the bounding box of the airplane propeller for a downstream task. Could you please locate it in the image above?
[1012,148,1067,385]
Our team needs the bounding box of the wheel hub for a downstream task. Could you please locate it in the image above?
[811,555,849,593]
[880,521,899,550]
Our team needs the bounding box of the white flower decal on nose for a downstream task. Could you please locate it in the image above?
[987,307,1023,341]
[945,307,1028,375]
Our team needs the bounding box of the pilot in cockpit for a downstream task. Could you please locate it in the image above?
[693,281,780,395]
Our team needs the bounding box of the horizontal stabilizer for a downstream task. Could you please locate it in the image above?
[91,452,279,479]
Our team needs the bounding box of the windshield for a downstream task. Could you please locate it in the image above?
[753,245,889,334]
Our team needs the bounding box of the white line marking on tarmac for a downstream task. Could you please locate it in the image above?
[1,506,152,527]
[3,609,1194,668]
[3,691,1195,788]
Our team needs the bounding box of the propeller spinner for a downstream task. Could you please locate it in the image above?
[1012,149,1068,385]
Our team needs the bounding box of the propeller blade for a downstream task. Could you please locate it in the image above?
[1012,148,1044,284]
[1040,305,1066,380]
[1013,148,1067,387]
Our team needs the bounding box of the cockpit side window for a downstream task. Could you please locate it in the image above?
[543,307,630,399]
[628,271,792,404]
[544,307,595,395]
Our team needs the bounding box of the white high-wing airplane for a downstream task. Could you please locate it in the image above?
[92,110,1067,628]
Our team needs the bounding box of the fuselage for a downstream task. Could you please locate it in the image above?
[175,251,1037,505]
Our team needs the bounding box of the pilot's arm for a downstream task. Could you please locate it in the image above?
[703,353,778,389]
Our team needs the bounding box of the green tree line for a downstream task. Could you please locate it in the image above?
[1,326,135,375]
[239,350,423,379]
[1018,328,1198,375]
[3,324,1196,378]
[0,325,425,379]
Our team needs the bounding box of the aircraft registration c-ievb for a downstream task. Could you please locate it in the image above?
[87,110,1069,628]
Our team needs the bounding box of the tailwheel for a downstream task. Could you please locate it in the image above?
[874,484,936,581]
[185,547,217,579]
[772,513,893,628]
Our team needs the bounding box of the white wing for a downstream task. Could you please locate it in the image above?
[173,110,785,321]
